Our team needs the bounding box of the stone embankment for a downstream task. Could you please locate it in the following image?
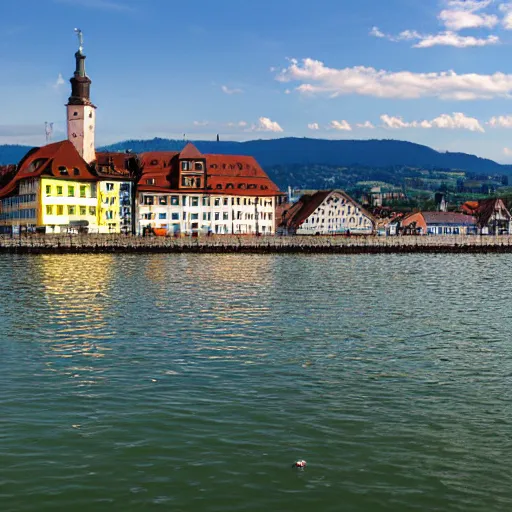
[1,234,512,254]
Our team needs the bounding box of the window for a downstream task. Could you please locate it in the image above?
[159,213,167,220]
[202,196,210,207]
[191,197,199,207]
[58,166,69,175]
[144,196,154,205]
[143,213,152,220]
[237,198,240,205]
[73,168,80,176]
[214,212,220,221]
[110,197,116,205]
[146,179,155,185]
[223,198,229,206]
[214,198,220,207]
[171,213,179,220]
[80,186,86,198]
[171,196,179,206]
[106,183,114,191]
[159,197,168,205]
[46,205,53,215]
[80,206,87,216]
[57,186,63,196]
[89,206,96,216]
[57,205,63,215]
[68,186,75,197]
[191,213,199,220]
[45,185,51,196]
[181,161,191,171]
[203,212,211,221]
[182,196,187,206]
[194,162,203,171]
[68,206,76,215]
[223,212,229,220]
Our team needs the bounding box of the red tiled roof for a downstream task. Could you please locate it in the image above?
[0,140,95,199]
[179,143,204,160]
[137,151,282,197]
[94,151,136,179]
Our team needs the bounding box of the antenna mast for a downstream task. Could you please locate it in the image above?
[45,122,54,145]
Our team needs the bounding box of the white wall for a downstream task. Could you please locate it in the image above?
[67,104,96,164]
[296,192,374,235]
[137,193,276,235]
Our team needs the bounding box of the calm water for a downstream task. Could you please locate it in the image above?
[1,253,512,512]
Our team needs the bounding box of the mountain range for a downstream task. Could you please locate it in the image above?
[1,138,511,184]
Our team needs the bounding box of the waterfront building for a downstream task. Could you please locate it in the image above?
[136,147,284,235]
[460,199,511,235]
[0,34,135,234]
[401,212,477,235]
[278,190,376,235]
[0,32,282,236]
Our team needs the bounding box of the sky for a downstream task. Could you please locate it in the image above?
[2,0,512,162]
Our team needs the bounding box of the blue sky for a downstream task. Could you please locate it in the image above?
[2,0,512,162]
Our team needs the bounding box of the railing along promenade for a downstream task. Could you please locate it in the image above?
[1,234,512,254]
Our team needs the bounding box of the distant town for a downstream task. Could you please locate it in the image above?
[1,35,511,240]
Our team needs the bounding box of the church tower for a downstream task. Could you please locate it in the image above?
[67,29,96,164]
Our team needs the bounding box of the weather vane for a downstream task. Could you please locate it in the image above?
[74,28,84,53]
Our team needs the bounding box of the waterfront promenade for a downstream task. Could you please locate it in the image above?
[1,234,512,254]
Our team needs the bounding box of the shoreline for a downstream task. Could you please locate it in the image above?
[1,234,512,254]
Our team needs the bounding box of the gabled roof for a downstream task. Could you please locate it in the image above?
[0,140,95,198]
[476,198,511,226]
[179,143,204,160]
[280,190,375,230]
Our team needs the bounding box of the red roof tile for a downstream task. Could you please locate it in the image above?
[179,143,204,160]
[0,140,95,198]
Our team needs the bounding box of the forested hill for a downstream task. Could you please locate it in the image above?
[1,138,511,175]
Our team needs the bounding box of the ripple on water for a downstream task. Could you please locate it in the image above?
[1,253,512,512]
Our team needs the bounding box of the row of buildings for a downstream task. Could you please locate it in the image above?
[0,38,285,236]
[1,35,510,238]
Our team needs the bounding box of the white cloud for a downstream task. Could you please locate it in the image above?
[276,58,512,100]
[251,117,284,132]
[329,120,352,131]
[284,89,291,94]
[500,3,512,29]
[489,115,512,127]
[439,0,497,31]
[370,25,498,48]
[380,112,485,132]
[227,121,248,128]
[221,85,243,94]
[308,123,320,130]
[193,121,209,127]
[414,32,498,47]
[370,26,386,38]
[504,147,512,155]
[53,73,65,89]
[356,121,375,129]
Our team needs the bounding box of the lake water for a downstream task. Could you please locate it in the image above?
[1,254,512,512]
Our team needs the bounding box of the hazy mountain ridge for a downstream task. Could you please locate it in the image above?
[2,138,511,184]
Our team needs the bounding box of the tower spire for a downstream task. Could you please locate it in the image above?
[66,28,96,163]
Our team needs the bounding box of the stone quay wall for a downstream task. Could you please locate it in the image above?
[1,234,512,254]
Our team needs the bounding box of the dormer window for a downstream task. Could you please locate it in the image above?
[146,178,155,185]
[194,162,203,171]
[73,168,80,176]
[58,166,69,175]
[150,159,158,166]
[181,161,191,171]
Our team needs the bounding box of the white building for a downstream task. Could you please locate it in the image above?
[278,190,376,235]
[136,145,284,235]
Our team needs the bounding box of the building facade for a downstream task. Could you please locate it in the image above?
[136,148,283,235]
[278,190,376,235]
[400,212,477,235]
